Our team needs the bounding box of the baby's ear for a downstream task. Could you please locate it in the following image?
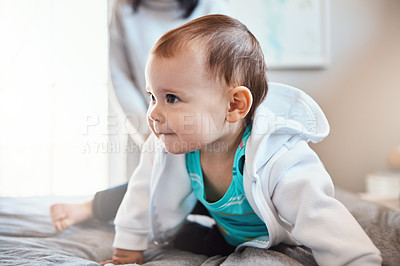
[226,86,253,123]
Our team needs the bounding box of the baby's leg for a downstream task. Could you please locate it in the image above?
[49,184,128,231]
[173,221,235,257]
[50,200,93,231]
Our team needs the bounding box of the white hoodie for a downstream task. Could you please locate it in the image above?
[113,82,382,265]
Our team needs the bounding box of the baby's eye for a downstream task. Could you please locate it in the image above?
[147,92,156,102]
[166,94,180,104]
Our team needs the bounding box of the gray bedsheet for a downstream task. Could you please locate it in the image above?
[0,189,399,265]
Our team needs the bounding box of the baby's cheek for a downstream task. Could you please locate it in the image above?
[174,118,193,135]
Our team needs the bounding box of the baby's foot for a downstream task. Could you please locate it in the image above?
[50,200,93,231]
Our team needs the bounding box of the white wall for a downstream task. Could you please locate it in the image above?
[0,0,109,196]
[267,0,400,192]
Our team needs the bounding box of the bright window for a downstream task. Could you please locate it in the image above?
[0,0,109,196]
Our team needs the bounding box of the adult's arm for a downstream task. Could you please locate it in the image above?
[109,1,148,144]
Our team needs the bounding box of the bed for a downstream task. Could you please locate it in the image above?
[1,189,399,265]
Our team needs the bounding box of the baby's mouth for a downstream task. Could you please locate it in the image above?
[154,126,174,136]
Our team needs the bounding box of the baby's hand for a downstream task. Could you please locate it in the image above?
[100,248,144,265]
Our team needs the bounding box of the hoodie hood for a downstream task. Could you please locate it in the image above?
[246,82,330,172]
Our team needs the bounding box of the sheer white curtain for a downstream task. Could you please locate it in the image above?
[0,0,109,196]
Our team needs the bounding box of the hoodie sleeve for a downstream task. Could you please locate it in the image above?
[112,135,157,251]
[271,140,382,266]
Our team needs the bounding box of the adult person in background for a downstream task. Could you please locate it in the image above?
[50,0,228,231]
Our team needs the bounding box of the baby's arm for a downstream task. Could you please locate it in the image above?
[101,248,144,265]
[102,135,158,264]
[271,141,381,265]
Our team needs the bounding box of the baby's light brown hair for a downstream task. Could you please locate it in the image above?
[151,14,268,125]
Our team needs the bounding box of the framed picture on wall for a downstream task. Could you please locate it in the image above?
[230,0,330,69]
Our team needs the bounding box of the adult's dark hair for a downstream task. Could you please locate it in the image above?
[131,0,199,18]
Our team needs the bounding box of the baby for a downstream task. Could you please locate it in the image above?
[101,14,381,265]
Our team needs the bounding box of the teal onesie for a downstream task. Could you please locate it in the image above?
[186,125,269,246]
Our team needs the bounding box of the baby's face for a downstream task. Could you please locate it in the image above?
[145,48,230,154]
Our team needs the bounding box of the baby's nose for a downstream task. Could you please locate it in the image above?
[147,103,163,123]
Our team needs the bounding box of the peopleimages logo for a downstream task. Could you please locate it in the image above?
[82,112,228,136]
[81,111,318,153]
[252,112,318,135]
[81,141,143,153]
[83,112,318,136]
[82,113,146,136]
[81,139,230,154]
